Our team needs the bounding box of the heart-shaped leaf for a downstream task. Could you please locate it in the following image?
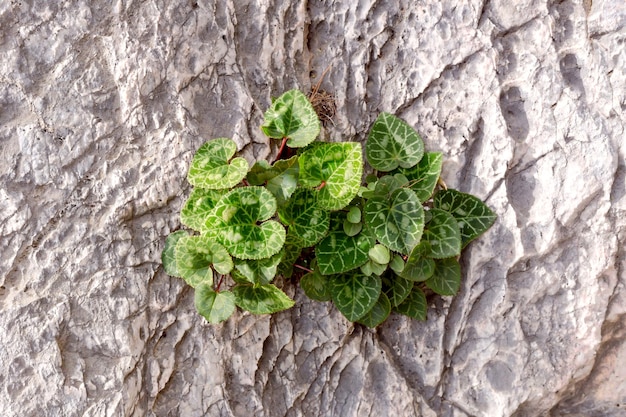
[422,208,461,259]
[364,188,424,254]
[357,292,391,328]
[382,274,413,307]
[205,187,285,260]
[276,235,303,278]
[233,284,295,314]
[366,112,424,172]
[298,142,363,210]
[187,138,249,189]
[329,273,382,321]
[278,188,330,247]
[261,89,321,148]
[347,206,362,223]
[162,230,189,277]
[394,287,427,320]
[399,241,435,282]
[195,285,236,324]
[266,160,299,206]
[434,189,497,248]
[300,268,331,302]
[247,155,298,186]
[368,244,391,265]
[174,235,233,287]
[180,188,227,232]
[425,258,461,296]
[316,227,375,275]
[231,252,283,286]
[394,152,443,202]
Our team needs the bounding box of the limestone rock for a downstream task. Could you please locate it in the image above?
[0,0,625,416]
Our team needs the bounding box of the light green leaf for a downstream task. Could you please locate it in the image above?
[232,252,283,285]
[162,230,189,277]
[382,274,413,307]
[298,142,363,210]
[300,268,331,302]
[389,254,405,274]
[316,227,375,275]
[399,241,435,282]
[205,187,285,260]
[233,284,295,314]
[368,244,390,265]
[423,208,461,259]
[394,287,427,320]
[363,188,424,254]
[278,188,330,247]
[366,112,424,172]
[347,206,362,223]
[395,152,443,202]
[329,273,382,321]
[180,188,227,232]
[434,189,497,248]
[266,161,299,206]
[426,258,461,296]
[194,285,236,324]
[357,292,391,328]
[343,220,362,237]
[261,89,321,148]
[248,155,298,191]
[369,260,388,276]
[175,235,233,287]
[187,138,249,189]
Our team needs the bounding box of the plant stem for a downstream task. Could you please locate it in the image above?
[316,181,326,190]
[273,137,288,163]
[294,264,314,273]
[215,274,225,292]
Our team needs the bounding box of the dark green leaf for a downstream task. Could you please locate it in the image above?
[382,274,413,307]
[233,284,295,314]
[363,188,424,254]
[298,142,363,210]
[300,269,331,302]
[399,241,435,282]
[180,188,227,232]
[276,235,303,278]
[329,273,382,321]
[316,228,375,275]
[394,287,427,320]
[261,89,321,148]
[162,230,189,277]
[205,187,285,260]
[278,188,330,247]
[426,258,461,296]
[247,156,298,186]
[232,252,283,285]
[187,138,248,189]
[195,285,236,324]
[357,292,391,328]
[423,208,461,259]
[366,112,424,172]
[434,189,497,248]
[395,152,443,202]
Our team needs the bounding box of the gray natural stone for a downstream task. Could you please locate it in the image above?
[1,0,625,416]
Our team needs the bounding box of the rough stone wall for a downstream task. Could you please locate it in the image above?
[1,0,625,416]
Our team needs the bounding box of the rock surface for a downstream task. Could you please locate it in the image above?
[1,0,625,416]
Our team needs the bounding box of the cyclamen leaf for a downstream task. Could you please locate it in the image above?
[394,287,427,320]
[232,252,283,286]
[195,285,236,324]
[300,269,331,302]
[233,284,295,314]
[382,274,413,307]
[180,188,227,232]
[357,292,391,328]
[261,89,321,148]
[399,241,435,282]
[343,220,362,237]
[368,244,390,265]
[162,230,189,277]
[278,188,330,247]
[347,206,362,223]
[187,138,249,189]
[329,273,382,322]
[266,161,299,206]
[364,188,424,254]
[316,228,375,275]
[205,187,285,260]
[175,235,233,287]
[276,234,303,278]
[366,112,424,172]
[248,155,298,186]
[298,142,363,211]
[395,152,443,202]
[434,189,497,248]
[426,258,461,296]
[422,208,461,259]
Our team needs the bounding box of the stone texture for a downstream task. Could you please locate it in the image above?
[1,0,625,416]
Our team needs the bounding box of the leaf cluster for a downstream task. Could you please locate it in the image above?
[162,89,496,326]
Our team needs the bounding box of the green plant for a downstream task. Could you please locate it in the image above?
[162,89,496,326]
